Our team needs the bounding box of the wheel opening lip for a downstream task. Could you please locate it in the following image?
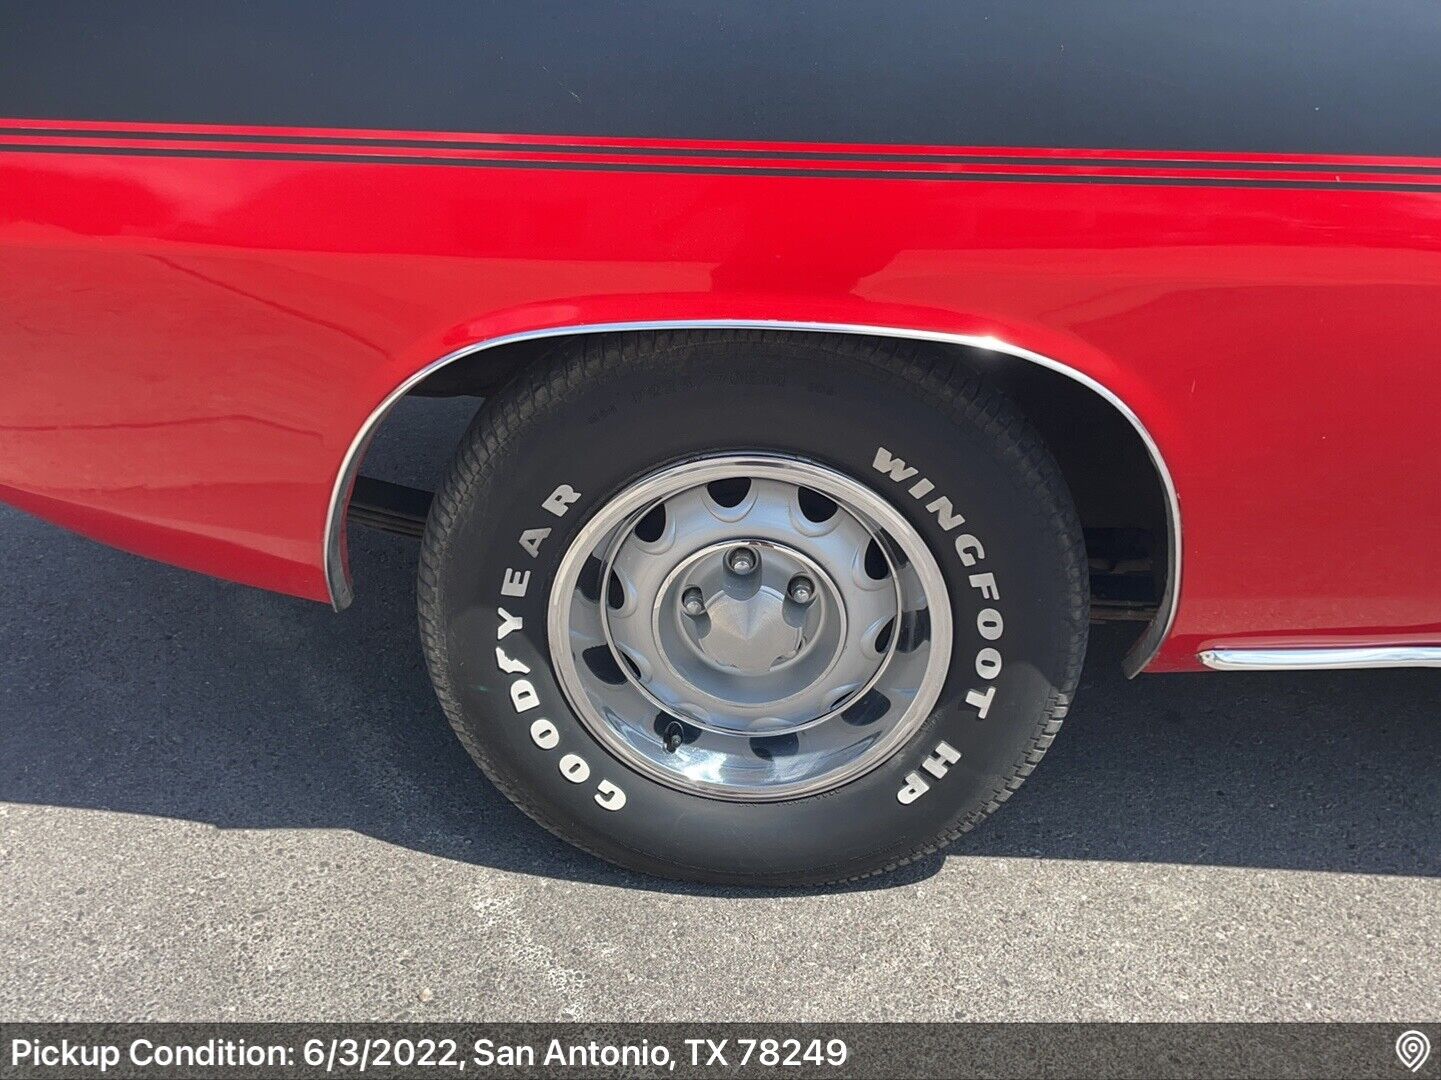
[327,321,1178,674]
[547,452,953,802]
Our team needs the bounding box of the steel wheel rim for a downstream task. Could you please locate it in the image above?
[548,454,952,800]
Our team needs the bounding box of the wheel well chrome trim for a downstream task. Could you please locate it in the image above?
[324,320,1182,675]
[1200,646,1441,671]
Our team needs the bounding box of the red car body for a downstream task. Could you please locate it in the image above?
[2,3,1439,674]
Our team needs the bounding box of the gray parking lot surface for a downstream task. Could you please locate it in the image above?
[1,399,1437,1022]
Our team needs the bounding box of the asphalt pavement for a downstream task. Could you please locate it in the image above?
[1,398,1437,1021]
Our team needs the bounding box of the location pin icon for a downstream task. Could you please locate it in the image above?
[1397,1030,1432,1073]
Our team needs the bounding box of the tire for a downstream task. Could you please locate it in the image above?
[417,331,1087,885]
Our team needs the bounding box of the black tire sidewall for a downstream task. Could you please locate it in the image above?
[423,335,1086,883]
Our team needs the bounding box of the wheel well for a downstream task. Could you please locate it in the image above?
[343,326,1174,668]
[937,345,1169,628]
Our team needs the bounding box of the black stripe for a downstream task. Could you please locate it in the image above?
[4,127,1440,176]
[1,1,1440,158]
[5,142,1438,193]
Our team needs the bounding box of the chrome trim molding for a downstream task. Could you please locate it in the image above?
[324,320,1182,673]
[1200,646,1441,671]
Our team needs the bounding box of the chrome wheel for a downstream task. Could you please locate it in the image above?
[548,454,952,800]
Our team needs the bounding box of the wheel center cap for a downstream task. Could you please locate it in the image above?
[697,587,803,673]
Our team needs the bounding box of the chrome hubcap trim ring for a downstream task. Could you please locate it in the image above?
[546,454,952,801]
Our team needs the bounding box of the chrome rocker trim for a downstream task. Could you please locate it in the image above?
[324,320,1182,676]
[1199,646,1441,671]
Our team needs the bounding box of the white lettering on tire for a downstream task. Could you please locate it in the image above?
[872,447,918,482]
[896,741,962,804]
[497,492,627,813]
[897,771,930,805]
[510,679,540,713]
[977,607,1004,640]
[495,646,529,675]
[873,446,1011,803]
[921,740,962,779]
[965,685,998,719]
[518,528,551,558]
[559,753,591,783]
[924,496,965,531]
[970,573,1000,601]
[595,780,627,811]
[541,484,582,517]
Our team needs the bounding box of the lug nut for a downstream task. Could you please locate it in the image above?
[725,545,759,575]
[788,575,816,604]
[681,587,706,616]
